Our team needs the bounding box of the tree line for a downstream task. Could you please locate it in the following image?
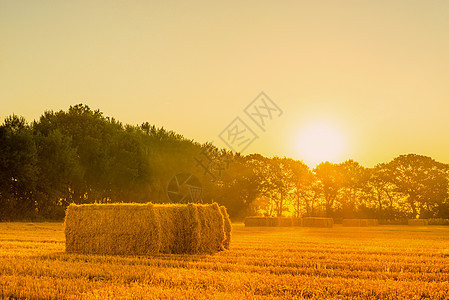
[1,104,448,221]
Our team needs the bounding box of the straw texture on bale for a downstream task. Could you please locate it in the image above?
[220,206,232,249]
[302,217,334,228]
[64,202,231,255]
[342,219,379,227]
[408,219,429,226]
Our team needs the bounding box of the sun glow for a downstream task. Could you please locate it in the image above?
[296,122,346,167]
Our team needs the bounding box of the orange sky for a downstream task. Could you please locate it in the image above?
[1,1,449,167]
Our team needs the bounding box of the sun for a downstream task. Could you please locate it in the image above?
[296,122,346,167]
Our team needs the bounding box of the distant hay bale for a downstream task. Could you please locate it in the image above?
[244,217,263,227]
[343,219,362,227]
[408,219,429,226]
[281,217,294,227]
[277,217,293,227]
[367,219,379,226]
[343,219,379,227]
[428,218,449,226]
[378,219,408,225]
[244,217,296,227]
[302,217,334,228]
[64,202,231,255]
[244,217,271,227]
[273,217,297,226]
[293,217,302,227]
[270,217,280,227]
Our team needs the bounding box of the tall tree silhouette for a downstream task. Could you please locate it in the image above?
[384,154,449,218]
[314,162,342,217]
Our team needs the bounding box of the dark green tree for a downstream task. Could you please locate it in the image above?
[384,154,449,218]
[0,115,38,220]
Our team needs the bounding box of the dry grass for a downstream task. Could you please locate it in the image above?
[0,222,448,299]
[65,203,230,255]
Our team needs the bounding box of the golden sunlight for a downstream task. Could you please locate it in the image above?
[296,121,346,167]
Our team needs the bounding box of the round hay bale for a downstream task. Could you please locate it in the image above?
[64,202,229,255]
[302,217,334,228]
[408,219,429,226]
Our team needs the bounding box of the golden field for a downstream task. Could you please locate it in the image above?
[0,222,448,299]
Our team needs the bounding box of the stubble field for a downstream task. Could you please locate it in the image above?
[0,222,448,299]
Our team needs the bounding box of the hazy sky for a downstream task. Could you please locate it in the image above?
[1,1,449,167]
